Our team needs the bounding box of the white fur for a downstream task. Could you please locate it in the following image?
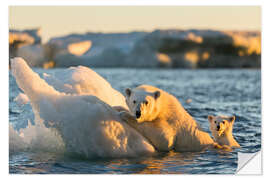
[208,115,240,148]
[123,85,214,152]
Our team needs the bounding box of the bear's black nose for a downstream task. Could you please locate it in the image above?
[136,111,141,118]
[217,125,220,130]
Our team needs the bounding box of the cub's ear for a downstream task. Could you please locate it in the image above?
[154,91,161,99]
[208,115,214,122]
[125,88,132,97]
[229,116,236,123]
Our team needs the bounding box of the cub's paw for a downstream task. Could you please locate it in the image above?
[213,143,232,151]
[213,142,222,149]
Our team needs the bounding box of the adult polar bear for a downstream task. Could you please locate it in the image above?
[122,85,214,152]
[11,57,155,158]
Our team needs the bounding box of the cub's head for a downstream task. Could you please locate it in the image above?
[125,88,161,123]
[208,115,235,139]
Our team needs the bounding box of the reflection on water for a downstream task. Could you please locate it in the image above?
[9,149,238,174]
[9,68,261,174]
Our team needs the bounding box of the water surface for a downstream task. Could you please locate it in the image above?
[9,68,261,174]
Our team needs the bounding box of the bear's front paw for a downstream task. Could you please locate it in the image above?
[113,106,128,112]
[119,111,137,124]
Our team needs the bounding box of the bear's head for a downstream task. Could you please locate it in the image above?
[125,88,161,123]
[208,115,235,138]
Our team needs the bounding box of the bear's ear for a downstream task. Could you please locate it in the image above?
[154,91,161,99]
[125,88,132,97]
[208,115,214,122]
[229,116,236,123]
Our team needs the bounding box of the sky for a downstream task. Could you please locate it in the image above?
[9,6,261,43]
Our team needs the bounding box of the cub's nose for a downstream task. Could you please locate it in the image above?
[136,110,141,118]
[217,125,220,130]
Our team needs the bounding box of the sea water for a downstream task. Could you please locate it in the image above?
[9,68,261,174]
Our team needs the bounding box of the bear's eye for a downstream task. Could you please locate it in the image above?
[133,100,136,104]
[145,101,148,105]
[214,121,217,124]
[222,121,225,124]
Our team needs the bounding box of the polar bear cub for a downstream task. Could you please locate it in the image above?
[208,115,240,148]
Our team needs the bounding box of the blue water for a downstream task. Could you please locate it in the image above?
[9,68,261,174]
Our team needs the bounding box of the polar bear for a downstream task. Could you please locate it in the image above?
[121,85,214,152]
[208,115,240,148]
